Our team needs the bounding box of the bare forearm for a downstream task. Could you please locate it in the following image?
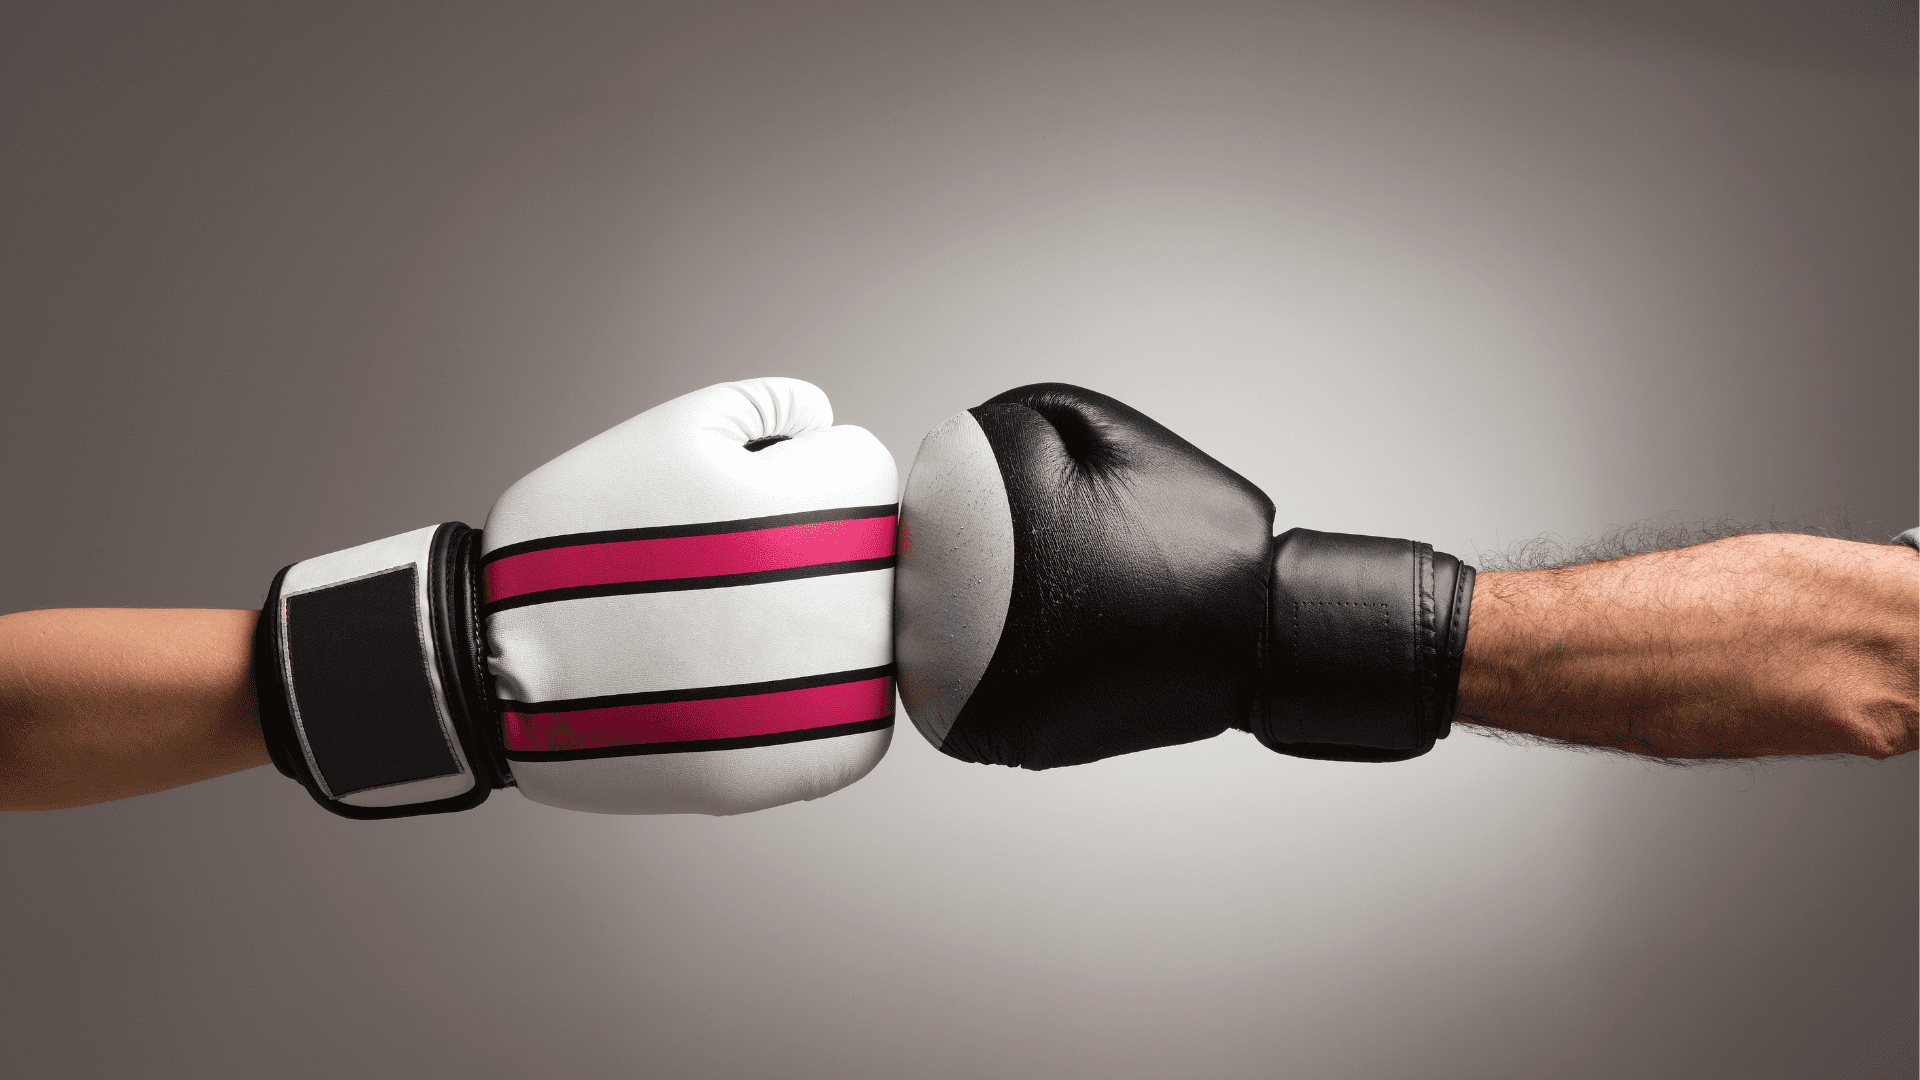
[1456,534,1918,759]
[0,608,269,810]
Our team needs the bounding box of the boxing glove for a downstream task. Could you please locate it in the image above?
[254,378,898,819]
[894,382,1473,769]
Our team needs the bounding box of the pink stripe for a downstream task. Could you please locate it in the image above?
[486,516,896,601]
[504,676,893,753]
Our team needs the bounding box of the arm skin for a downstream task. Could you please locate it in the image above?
[1,534,1913,810]
[0,609,269,810]
[1456,534,1919,760]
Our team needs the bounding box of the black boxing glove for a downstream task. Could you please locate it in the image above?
[893,383,1473,769]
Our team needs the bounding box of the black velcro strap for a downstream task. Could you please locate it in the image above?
[256,522,498,819]
[285,566,459,795]
[1254,528,1475,762]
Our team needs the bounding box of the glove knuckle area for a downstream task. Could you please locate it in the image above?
[481,378,898,816]
[924,388,1269,769]
[702,376,835,441]
[487,403,894,548]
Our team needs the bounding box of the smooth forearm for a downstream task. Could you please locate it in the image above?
[0,608,269,810]
[1455,534,1918,759]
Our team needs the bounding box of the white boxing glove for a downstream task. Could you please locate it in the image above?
[254,378,898,818]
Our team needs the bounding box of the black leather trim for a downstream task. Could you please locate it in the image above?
[427,523,512,801]
[1428,555,1475,737]
[462,526,517,786]
[1258,740,1432,763]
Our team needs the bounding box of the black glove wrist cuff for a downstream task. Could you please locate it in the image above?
[254,522,511,819]
[1252,527,1475,762]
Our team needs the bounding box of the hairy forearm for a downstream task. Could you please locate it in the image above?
[0,609,269,810]
[1456,534,1918,759]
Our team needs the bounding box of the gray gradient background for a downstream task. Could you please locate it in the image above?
[2,3,1914,1077]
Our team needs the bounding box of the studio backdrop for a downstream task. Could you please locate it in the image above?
[3,3,1914,1078]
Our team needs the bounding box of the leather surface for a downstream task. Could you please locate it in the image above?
[894,410,1016,750]
[931,384,1274,769]
[1258,529,1431,759]
[487,571,893,703]
[484,379,887,546]
[507,727,892,816]
[1254,529,1475,761]
[482,378,898,815]
[895,382,1477,770]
